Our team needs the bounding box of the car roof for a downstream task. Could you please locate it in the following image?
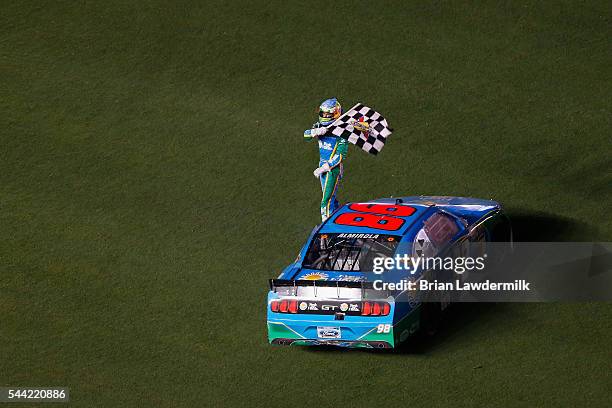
[318,201,431,236]
[318,196,501,236]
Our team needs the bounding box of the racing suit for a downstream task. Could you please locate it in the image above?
[304,124,349,221]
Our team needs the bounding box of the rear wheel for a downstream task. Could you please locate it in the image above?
[419,302,442,336]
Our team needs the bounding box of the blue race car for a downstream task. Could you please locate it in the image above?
[267,196,511,349]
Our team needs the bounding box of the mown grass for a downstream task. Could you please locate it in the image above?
[1,1,610,406]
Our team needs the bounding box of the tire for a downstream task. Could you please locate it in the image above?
[419,301,442,336]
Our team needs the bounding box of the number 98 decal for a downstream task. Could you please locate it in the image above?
[376,324,391,333]
[334,203,416,231]
[334,212,405,231]
[348,203,416,217]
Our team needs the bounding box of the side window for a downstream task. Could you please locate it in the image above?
[413,212,461,258]
[423,212,460,247]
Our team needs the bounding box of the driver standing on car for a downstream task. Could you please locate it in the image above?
[303,98,349,222]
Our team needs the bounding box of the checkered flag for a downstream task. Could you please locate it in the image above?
[327,103,393,155]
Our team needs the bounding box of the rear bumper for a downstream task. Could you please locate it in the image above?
[266,318,396,348]
[271,338,392,349]
[267,306,422,349]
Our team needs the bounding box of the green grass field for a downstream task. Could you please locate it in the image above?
[1,1,611,406]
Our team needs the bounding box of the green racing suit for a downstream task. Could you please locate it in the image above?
[304,126,349,221]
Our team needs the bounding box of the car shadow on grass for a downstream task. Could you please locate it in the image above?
[506,208,594,241]
[300,303,507,355]
[389,302,506,355]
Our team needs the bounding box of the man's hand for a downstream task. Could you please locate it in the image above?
[304,127,327,138]
[313,163,331,178]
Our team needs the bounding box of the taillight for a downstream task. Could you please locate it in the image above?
[373,303,381,315]
[361,301,390,316]
[382,303,390,316]
[362,302,371,315]
[270,299,298,314]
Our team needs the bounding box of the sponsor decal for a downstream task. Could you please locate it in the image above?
[399,322,419,342]
[301,272,329,281]
[332,274,366,282]
[318,141,334,150]
[352,117,370,133]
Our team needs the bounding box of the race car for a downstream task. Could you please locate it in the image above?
[267,196,512,349]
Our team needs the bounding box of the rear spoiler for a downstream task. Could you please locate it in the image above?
[269,279,375,291]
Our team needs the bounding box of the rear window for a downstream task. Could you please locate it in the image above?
[302,233,400,272]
